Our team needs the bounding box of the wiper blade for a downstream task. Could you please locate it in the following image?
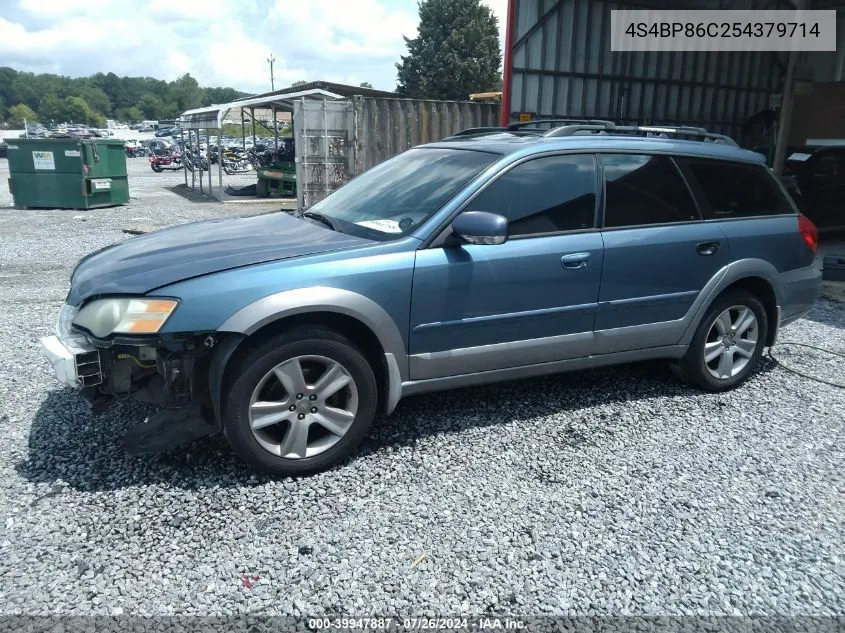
[300,211,340,232]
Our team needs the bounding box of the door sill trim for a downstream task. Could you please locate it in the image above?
[401,345,687,397]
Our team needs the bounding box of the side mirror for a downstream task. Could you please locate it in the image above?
[450,211,508,246]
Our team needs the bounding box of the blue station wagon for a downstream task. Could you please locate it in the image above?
[42,122,822,475]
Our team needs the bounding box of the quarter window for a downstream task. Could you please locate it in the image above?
[677,157,794,218]
[468,154,597,237]
[601,154,699,228]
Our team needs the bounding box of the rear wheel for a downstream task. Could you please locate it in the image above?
[222,327,378,476]
[151,163,162,173]
[671,290,768,392]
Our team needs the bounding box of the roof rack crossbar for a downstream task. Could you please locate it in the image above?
[544,122,737,146]
[506,118,616,130]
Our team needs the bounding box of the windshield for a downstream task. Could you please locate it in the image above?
[307,148,499,239]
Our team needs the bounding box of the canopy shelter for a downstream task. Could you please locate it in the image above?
[178,88,343,200]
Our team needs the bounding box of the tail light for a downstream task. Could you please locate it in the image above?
[798,214,818,255]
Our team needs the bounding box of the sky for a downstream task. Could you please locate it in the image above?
[0,0,508,94]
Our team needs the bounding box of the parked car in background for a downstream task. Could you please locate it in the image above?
[41,123,821,476]
[785,147,845,231]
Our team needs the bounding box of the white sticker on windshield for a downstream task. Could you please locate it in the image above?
[787,152,812,162]
[355,219,403,233]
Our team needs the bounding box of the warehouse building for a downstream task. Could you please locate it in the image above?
[500,0,845,148]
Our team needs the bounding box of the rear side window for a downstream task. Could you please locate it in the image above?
[468,154,597,237]
[677,158,794,218]
[600,154,699,228]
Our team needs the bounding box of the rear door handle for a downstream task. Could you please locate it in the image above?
[561,252,591,269]
[696,241,720,256]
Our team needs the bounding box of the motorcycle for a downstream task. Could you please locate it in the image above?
[221,148,254,174]
[149,151,184,172]
[183,150,209,172]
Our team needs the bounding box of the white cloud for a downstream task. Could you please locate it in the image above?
[0,0,509,93]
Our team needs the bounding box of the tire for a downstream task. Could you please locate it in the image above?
[151,163,163,173]
[222,326,378,476]
[223,164,234,175]
[672,290,768,392]
[256,178,269,198]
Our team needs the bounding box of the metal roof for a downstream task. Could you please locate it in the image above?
[179,88,343,130]
[237,80,398,101]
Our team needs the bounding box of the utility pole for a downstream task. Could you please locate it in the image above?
[267,54,276,92]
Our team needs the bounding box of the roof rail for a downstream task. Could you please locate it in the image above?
[544,122,738,146]
[450,126,512,137]
[506,118,616,131]
[450,118,617,138]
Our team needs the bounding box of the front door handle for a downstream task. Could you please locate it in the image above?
[561,252,591,269]
[696,241,720,256]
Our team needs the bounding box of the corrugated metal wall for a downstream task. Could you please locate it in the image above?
[294,97,499,208]
[352,96,499,173]
[508,0,785,139]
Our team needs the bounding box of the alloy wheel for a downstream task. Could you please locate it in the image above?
[703,305,759,380]
[248,355,358,459]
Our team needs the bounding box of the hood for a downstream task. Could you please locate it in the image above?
[67,212,369,305]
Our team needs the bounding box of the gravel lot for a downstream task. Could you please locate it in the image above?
[0,157,843,621]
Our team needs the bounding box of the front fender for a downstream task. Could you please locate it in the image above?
[218,286,408,380]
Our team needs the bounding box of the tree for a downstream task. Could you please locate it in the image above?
[170,73,203,112]
[8,103,37,125]
[203,86,248,106]
[396,0,501,100]
[291,80,308,88]
[0,67,245,124]
[123,106,143,122]
[38,94,64,123]
[137,93,165,120]
[359,82,374,89]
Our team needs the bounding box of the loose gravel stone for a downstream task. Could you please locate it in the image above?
[0,158,843,621]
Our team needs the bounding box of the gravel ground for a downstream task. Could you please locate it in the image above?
[0,157,843,622]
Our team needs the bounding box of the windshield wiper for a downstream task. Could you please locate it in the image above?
[300,210,341,232]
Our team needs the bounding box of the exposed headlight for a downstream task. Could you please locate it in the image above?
[73,298,178,338]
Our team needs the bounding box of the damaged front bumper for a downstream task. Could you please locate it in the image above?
[40,303,218,412]
[40,333,102,389]
[40,304,103,390]
[40,303,231,452]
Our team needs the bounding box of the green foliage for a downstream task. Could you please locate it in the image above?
[137,93,166,120]
[38,94,104,125]
[8,103,37,124]
[395,0,501,100]
[123,106,143,122]
[0,66,250,127]
[360,82,374,89]
[203,86,245,106]
[291,80,308,88]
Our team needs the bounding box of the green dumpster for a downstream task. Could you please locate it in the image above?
[6,138,129,209]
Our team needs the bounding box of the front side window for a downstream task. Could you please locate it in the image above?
[601,154,699,228]
[467,154,597,237]
[677,157,794,218]
[307,147,499,240]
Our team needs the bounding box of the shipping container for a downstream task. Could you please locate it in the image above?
[293,96,499,208]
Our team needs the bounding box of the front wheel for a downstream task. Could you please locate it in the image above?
[671,290,768,392]
[222,327,378,476]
